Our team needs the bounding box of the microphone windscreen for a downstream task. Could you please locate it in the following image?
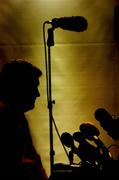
[60,132,73,147]
[94,108,112,122]
[51,16,88,32]
[73,131,84,142]
[79,122,100,140]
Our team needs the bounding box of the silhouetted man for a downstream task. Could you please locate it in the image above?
[0,60,48,180]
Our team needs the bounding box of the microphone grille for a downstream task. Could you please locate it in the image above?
[60,132,73,147]
[52,16,88,32]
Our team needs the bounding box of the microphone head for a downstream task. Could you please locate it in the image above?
[51,16,88,32]
[73,131,84,142]
[60,132,74,147]
[94,108,112,122]
[94,108,114,133]
[79,122,100,140]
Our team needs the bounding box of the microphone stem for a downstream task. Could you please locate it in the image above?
[47,30,55,176]
[47,28,55,47]
[94,137,112,160]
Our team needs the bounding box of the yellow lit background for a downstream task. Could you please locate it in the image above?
[0,0,119,177]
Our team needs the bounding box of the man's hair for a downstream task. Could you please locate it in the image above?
[1,59,42,80]
[0,59,42,99]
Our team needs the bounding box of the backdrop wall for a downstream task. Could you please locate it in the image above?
[0,0,119,176]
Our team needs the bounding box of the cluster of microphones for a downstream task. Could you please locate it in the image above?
[60,108,116,168]
[53,108,118,180]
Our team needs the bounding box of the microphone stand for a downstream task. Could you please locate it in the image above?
[47,27,55,177]
[45,24,74,177]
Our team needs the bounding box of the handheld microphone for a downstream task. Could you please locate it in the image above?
[60,132,74,148]
[79,122,111,156]
[73,131,85,142]
[60,132,78,164]
[48,16,88,32]
[73,130,101,163]
[79,122,100,140]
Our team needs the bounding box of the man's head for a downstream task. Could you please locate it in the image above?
[0,59,42,112]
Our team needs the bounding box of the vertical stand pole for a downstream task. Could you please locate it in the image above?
[47,27,55,177]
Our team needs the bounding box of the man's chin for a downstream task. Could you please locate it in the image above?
[24,103,35,112]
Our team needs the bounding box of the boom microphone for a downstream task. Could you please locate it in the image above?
[94,108,113,123]
[49,16,88,32]
[94,108,119,140]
